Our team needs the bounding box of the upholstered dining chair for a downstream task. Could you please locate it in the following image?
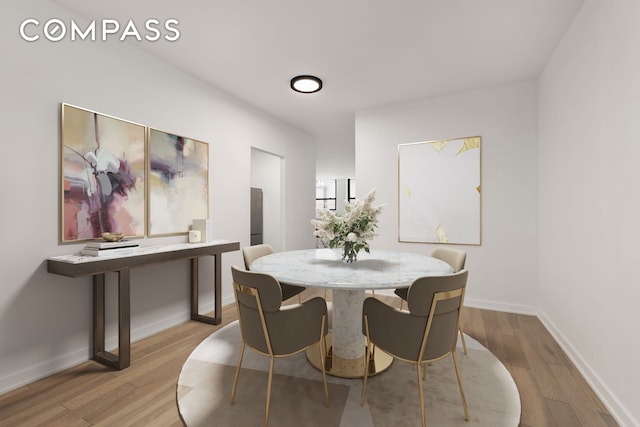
[394,246,468,354]
[230,266,329,427]
[243,244,306,303]
[361,270,470,427]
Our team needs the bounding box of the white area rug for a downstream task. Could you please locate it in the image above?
[177,321,520,426]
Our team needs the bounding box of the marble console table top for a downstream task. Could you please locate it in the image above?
[250,248,453,290]
[48,240,237,264]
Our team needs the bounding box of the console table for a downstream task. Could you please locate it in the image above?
[47,240,239,370]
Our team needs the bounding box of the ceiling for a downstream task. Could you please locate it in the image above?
[52,0,584,173]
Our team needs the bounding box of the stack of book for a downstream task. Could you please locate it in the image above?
[80,240,140,257]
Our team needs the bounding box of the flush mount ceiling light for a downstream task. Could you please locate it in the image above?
[290,75,322,93]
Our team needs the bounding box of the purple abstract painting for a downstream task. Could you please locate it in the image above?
[148,128,209,236]
[61,104,146,242]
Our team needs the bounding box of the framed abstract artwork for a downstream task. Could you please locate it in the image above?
[60,103,146,243]
[398,136,481,245]
[147,128,209,236]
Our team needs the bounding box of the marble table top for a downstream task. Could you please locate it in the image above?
[250,248,453,290]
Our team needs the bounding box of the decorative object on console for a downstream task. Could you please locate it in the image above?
[85,239,139,250]
[60,103,146,243]
[80,246,139,257]
[398,136,481,245]
[81,238,140,257]
[101,232,125,242]
[311,188,385,262]
[192,219,213,242]
[148,128,209,236]
[188,230,201,243]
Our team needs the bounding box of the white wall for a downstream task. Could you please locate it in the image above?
[355,81,539,312]
[0,1,315,393]
[315,124,356,178]
[538,1,640,425]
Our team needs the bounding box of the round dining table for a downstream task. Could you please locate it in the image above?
[250,248,453,378]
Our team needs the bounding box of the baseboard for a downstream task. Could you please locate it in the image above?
[221,294,235,308]
[538,311,637,427]
[0,309,194,395]
[464,297,537,316]
[0,347,90,395]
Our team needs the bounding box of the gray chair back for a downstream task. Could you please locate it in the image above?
[431,247,466,272]
[242,244,274,270]
[242,244,306,302]
[364,270,468,362]
[232,266,282,355]
[408,270,468,361]
[231,266,326,356]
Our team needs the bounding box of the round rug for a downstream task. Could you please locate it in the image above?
[177,321,520,426]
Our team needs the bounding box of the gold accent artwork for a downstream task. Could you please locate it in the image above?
[404,185,414,199]
[435,225,448,243]
[398,136,482,245]
[456,136,481,156]
[430,139,450,153]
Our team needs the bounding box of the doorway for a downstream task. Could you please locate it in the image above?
[250,148,284,252]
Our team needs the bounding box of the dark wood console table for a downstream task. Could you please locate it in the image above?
[47,240,239,370]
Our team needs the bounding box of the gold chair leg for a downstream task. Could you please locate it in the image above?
[230,342,246,404]
[417,363,426,427]
[319,315,329,407]
[459,327,467,355]
[399,299,404,311]
[361,342,370,406]
[451,350,470,421]
[264,356,275,427]
[361,316,371,406]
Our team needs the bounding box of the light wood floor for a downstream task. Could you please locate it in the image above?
[0,291,618,427]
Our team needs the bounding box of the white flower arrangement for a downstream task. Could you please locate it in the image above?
[312,188,385,262]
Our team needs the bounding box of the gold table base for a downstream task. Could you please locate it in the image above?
[306,334,393,378]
